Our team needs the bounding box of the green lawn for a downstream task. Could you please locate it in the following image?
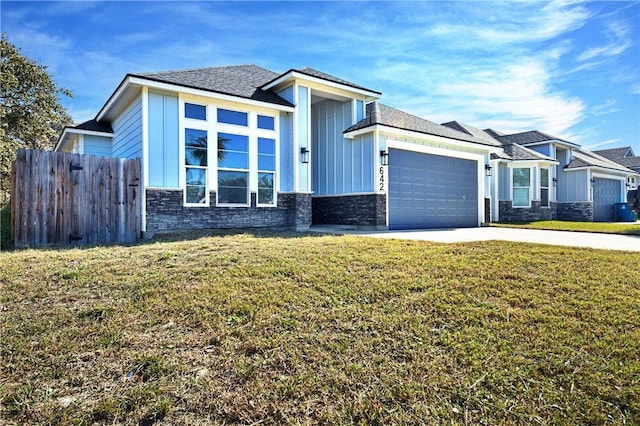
[493,220,640,235]
[1,233,639,425]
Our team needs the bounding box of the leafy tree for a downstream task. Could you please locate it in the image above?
[0,34,73,205]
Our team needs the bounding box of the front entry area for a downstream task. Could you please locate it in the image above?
[388,149,479,229]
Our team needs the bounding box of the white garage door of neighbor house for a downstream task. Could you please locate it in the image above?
[388,149,478,230]
[593,178,621,222]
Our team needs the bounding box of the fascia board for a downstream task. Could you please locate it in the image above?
[97,75,295,122]
[262,71,381,99]
[564,165,633,175]
[522,139,581,149]
[346,124,501,153]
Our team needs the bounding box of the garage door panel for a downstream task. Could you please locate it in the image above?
[593,178,621,222]
[389,149,478,229]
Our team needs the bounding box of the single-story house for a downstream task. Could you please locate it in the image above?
[55,64,638,234]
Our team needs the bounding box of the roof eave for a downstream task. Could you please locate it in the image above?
[564,165,635,175]
[97,75,295,122]
[54,127,114,152]
[261,69,382,99]
[346,124,502,152]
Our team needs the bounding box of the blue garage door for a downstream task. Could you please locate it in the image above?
[388,149,478,229]
[593,178,621,222]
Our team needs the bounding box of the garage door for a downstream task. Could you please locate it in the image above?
[593,178,621,222]
[388,149,478,229]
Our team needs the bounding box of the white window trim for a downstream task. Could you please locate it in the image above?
[179,96,280,208]
[540,167,550,208]
[512,167,531,208]
[184,127,211,207]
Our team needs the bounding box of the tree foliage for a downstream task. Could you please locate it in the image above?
[0,34,73,205]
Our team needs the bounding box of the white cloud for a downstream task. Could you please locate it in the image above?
[578,21,632,61]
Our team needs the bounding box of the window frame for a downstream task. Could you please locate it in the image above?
[183,127,209,206]
[540,167,550,208]
[512,167,531,208]
[257,137,276,206]
[179,98,279,208]
[216,132,250,206]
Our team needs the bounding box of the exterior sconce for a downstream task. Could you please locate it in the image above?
[380,150,389,166]
[590,177,596,185]
[485,164,492,177]
[300,147,310,164]
[552,177,558,187]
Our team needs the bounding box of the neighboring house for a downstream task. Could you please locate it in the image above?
[487,131,637,222]
[593,147,640,190]
[55,64,637,234]
[593,146,640,208]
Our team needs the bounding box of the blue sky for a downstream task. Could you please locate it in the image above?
[2,1,639,151]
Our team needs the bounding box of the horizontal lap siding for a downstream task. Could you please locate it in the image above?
[112,96,142,159]
[83,135,112,157]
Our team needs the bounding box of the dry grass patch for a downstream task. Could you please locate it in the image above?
[1,232,639,425]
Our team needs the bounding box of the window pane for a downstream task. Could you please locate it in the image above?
[217,108,248,126]
[258,137,276,171]
[186,147,207,166]
[541,188,549,207]
[258,154,275,171]
[258,137,275,154]
[186,168,206,204]
[258,115,275,130]
[186,185,206,204]
[218,133,249,169]
[541,168,549,188]
[219,152,249,169]
[258,172,274,204]
[513,188,529,207]
[218,171,248,204]
[186,129,207,148]
[186,168,206,186]
[218,133,248,152]
[185,103,206,120]
[513,168,530,187]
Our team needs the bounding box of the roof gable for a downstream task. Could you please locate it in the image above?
[491,143,557,162]
[496,130,572,145]
[132,65,293,107]
[345,103,501,147]
[442,121,501,145]
[567,149,635,173]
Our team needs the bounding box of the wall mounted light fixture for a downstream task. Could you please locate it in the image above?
[485,164,492,177]
[552,177,558,186]
[380,150,389,166]
[300,147,310,164]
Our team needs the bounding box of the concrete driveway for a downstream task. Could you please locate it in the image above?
[309,226,640,252]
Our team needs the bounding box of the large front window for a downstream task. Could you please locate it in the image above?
[185,128,208,204]
[218,133,249,204]
[541,168,550,207]
[513,168,531,207]
[258,137,276,205]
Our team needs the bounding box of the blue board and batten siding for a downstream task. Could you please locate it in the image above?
[558,169,588,201]
[112,95,143,159]
[312,99,374,195]
[298,86,310,191]
[148,91,179,188]
[83,135,112,157]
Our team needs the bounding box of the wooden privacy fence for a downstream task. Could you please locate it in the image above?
[11,149,141,247]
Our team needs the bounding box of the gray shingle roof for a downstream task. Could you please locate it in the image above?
[74,119,113,134]
[292,67,381,95]
[593,147,640,172]
[345,103,501,147]
[566,149,635,173]
[496,130,573,145]
[490,143,556,162]
[442,121,501,145]
[133,65,293,107]
[484,128,505,138]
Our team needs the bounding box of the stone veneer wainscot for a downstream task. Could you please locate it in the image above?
[145,189,311,236]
